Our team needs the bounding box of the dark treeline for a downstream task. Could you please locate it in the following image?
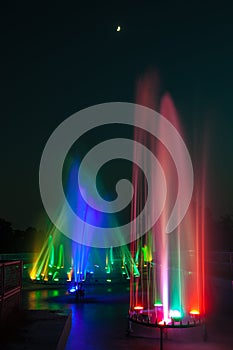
[0,218,46,253]
[0,213,233,253]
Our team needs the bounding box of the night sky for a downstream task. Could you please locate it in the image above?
[1,2,233,230]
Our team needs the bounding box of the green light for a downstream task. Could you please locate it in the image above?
[135,248,139,265]
[105,265,111,274]
[154,302,163,307]
[170,234,182,317]
[52,271,59,281]
[169,309,182,320]
[57,244,64,269]
[133,263,140,276]
[48,235,54,267]
[106,279,111,282]
[110,246,114,265]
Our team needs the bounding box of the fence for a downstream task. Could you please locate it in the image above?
[0,260,22,324]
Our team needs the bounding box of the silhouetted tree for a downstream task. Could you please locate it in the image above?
[13,226,42,252]
[0,218,44,253]
[0,218,14,253]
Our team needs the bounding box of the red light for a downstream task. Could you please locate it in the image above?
[158,320,164,325]
[189,309,200,315]
[158,320,170,325]
[134,306,144,310]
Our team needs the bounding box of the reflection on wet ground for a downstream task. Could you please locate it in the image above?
[23,289,62,310]
[22,281,233,350]
[22,284,130,310]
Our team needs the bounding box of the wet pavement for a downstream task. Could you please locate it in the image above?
[20,278,233,350]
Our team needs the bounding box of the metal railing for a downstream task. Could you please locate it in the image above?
[0,260,22,323]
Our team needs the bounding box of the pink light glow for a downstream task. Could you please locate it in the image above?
[160,241,169,323]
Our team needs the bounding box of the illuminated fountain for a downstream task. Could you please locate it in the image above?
[33,69,207,347]
[128,75,207,345]
[30,230,89,283]
[30,158,134,284]
[30,230,133,285]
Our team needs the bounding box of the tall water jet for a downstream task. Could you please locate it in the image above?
[129,73,206,330]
